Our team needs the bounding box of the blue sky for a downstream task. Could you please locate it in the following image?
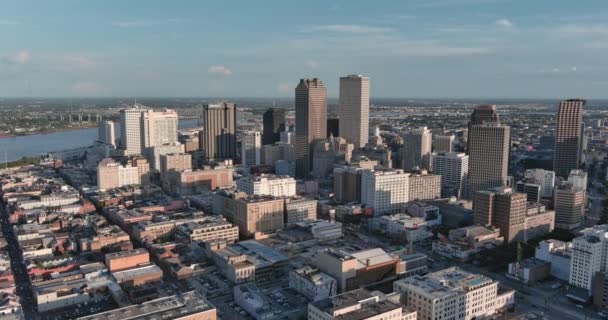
[1,0,607,99]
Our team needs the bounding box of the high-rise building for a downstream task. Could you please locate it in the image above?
[554,182,586,230]
[333,166,363,203]
[466,104,500,154]
[97,158,144,190]
[522,169,555,198]
[143,142,185,172]
[262,108,285,145]
[570,225,608,293]
[200,103,237,160]
[159,153,192,174]
[242,131,262,166]
[568,169,588,191]
[295,78,327,178]
[433,134,454,153]
[408,170,441,201]
[468,123,510,197]
[236,174,296,197]
[402,127,432,171]
[98,120,115,146]
[280,130,295,145]
[215,191,285,238]
[262,143,296,166]
[326,118,339,138]
[473,187,527,243]
[554,99,585,178]
[120,106,178,156]
[339,74,370,148]
[361,169,410,215]
[431,152,469,198]
[394,267,514,320]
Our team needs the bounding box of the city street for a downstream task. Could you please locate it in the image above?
[0,203,39,320]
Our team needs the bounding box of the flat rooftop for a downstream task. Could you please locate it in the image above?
[105,248,148,260]
[397,267,495,299]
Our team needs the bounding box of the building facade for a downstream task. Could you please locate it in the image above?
[554,99,585,178]
[200,102,237,160]
[295,78,327,178]
[338,74,370,148]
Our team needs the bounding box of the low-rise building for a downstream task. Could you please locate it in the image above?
[236,174,296,197]
[289,266,337,302]
[535,239,571,281]
[105,248,150,272]
[176,217,239,243]
[308,289,417,320]
[432,226,503,260]
[285,197,318,225]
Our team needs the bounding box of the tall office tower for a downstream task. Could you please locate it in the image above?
[468,123,510,197]
[339,74,370,148]
[262,108,285,145]
[433,134,454,153]
[523,169,555,198]
[467,105,500,153]
[120,107,147,155]
[554,182,586,229]
[326,118,339,138]
[402,127,432,171]
[570,225,608,293]
[242,131,262,166]
[295,78,327,178]
[200,103,237,160]
[473,187,527,243]
[142,109,179,147]
[554,99,585,178]
[98,120,115,146]
[361,169,410,215]
[333,166,363,203]
[431,152,469,198]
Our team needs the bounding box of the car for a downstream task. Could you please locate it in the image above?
[576,304,584,309]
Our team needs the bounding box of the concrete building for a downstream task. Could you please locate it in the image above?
[143,142,185,172]
[242,131,262,166]
[368,213,434,243]
[104,248,150,272]
[402,127,432,171]
[521,169,555,199]
[176,217,239,244]
[338,74,370,148]
[200,102,237,160]
[568,169,588,191]
[308,289,416,320]
[163,163,234,195]
[394,267,514,320]
[120,106,146,155]
[77,291,217,320]
[535,239,571,281]
[112,264,163,286]
[523,203,555,241]
[261,143,296,166]
[554,99,585,178]
[262,108,286,145]
[395,252,429,279]
[432,225,504,260]
[467,104,500,154]
[237,174,296,197]
[431,152,469,198]
[316,248,398,293]
[408,171,441,201]
[98,120,115,147]
[280,130,295,145]
[285,197,318,225]
[120,106,178,156]
[433,134,454,153]
[569,225,608,294]
[295,78,327,178]
[333,166,362,203]
[97,158,142,190]
[473,187,527,243]
[468,123,510,197]
[554,182,586,230]
[159,152,192,175]
[361,169,410,216]
[216,192,285,238]
[289,266,337,302]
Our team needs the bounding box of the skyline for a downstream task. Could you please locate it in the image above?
[1,0,608,99]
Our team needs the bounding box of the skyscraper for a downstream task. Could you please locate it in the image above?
[200,102,237,160]
[554,182,586,229]
[402,127,432,171]
[120,106,178,156]
[433,134,454,153]
[554,99,585,178]
[262,108,285,145]
[339,74,370,148]
[467,105,500,153]
[295,78,327,178]
[120,107,146,155]
[242,131,262,166]
[468,122,510,197]
[98,120,115,147]
[431,152,469,198]
[473,187,527,243]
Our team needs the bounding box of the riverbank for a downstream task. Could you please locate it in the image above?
[0,125,99,138]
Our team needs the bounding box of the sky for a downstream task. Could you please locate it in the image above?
[1,0,608,99]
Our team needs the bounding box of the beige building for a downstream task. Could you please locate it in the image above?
[468,122,510,197]
[554,182,586,230]
[402,127,432,171]
[285,197,318,225]
[217,192,285,238]
[163,165,234,195]
[236,174,296,197]
[473,187,527,243]
[408,171,441,201]
[200,102,236,160]
[394,267,514,320]
[339,74,370,148]
[308,289,416,320]
[177,217,239,243]
[160,153,192,174]
[433,134,454,153]
[361,169,410,215]
[143,142,185,171]
[97,158,142,190]
[295,78,327,178]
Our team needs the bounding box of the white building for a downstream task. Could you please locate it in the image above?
[361,169,409,215]
[143,142,185,171]
[339,74,370,148]
[433,134,454,153]
[408,171,441,201]
[394,267,514,320]
[120,106,178,155]
[569,225,608,293]
[308,289,417,320]
[523,169,555,198]
[98,120,115,147]
[535,239,571,281]
[402,127,432,171]
[568,169,588,191]
[285,197,318,225]
[237,174,296,197]
[289,266,337,302]
[431,152,469,198]
[368,213,434,242]
[242,131,262,166]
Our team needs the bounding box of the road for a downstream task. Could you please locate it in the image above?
[0,202,39,320]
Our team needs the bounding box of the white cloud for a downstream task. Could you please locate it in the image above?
[305,60,319,69]
[495,19,513,28]
[307,24,393,34]
[208,65,232,76]
[71,81,105,95]
[111,18,180,27]
[0,19,19,25]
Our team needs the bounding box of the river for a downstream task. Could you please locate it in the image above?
[0,119,201,162]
